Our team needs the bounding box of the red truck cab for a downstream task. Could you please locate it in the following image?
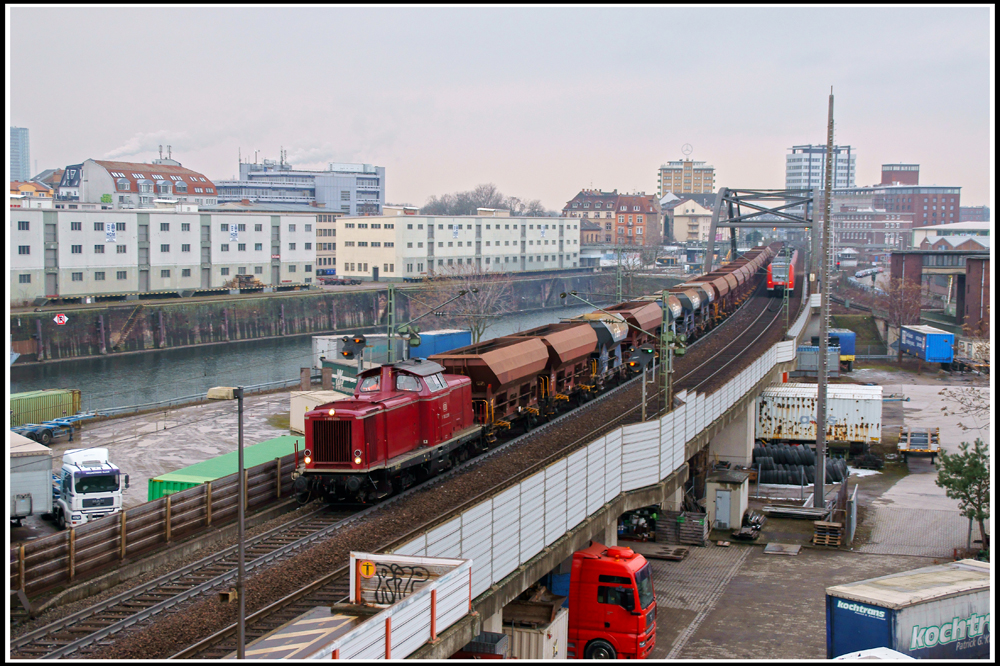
[567,542,656,659]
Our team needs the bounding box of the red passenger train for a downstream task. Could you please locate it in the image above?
[766,248,798,294]
[294,243,783,503]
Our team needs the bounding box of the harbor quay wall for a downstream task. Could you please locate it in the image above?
[10,274,680,364]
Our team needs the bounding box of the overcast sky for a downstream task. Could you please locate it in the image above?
[8,5,994,211]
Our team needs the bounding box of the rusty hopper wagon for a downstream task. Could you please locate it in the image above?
[430,337,550,433]
[560,311,631,382]
[499,322,599,413]
[755,383,882,451]
[602,301,664,352]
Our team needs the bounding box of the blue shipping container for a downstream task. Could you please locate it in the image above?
[828,328,856,358]
[899,325,954,363]
[826,560,990,659]
[410,329,471,358]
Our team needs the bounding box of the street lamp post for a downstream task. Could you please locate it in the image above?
[208,385,246,659]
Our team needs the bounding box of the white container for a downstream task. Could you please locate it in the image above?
[503,607,569,659]
[289,390,350,434]
[9,431,54,520]
[756,383,882,444]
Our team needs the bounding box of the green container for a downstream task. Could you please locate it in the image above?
[10,389,82,427]
[147,435,305,501]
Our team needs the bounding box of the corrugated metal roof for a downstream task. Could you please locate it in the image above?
[902,324,951,336]
[826,560,990,610]
[761,383,882,400]
[151,435,304,484]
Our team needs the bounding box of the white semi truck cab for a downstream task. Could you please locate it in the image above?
[53,448,129,529]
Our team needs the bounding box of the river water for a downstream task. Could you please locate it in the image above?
[10,304,600,412]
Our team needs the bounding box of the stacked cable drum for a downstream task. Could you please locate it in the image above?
[752,443,848,485]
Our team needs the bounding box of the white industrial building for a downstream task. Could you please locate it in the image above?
[335,214,583,281]
[10,206,317,304]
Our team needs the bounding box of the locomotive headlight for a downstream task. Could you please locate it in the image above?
[328,408,336,416]
[354,456,362,465]
[304,456,312,464]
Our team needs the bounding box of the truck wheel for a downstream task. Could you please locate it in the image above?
[585,640,617,659]
[56,509,66,530]
[39,429,53,446]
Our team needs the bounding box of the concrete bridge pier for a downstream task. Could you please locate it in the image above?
[708,401,755,467]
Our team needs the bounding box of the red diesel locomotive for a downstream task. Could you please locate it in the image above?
[294,244,782,504]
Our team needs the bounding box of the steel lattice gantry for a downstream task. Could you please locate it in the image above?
[702,188,816,273]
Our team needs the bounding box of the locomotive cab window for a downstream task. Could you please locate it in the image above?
[395,374,422,392]
[359,376,380,392]
[425,373,447,392]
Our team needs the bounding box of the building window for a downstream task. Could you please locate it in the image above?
[255,243,263,251]
[95,271,106,281]
[180,244,190,252]
[117,270,127,280]
[289,242,296,250]
[255,223,263,232]
[182,268,192,277]
[19,274,30,283]
[238,243,246,251]
[18,245,30,255]
[255,266,263,274]
[117,245,127,253]
[94,222,104,231]
[116,222,126,231]
[305,224,312,232]
[71,221,82,231]
[71,245,82,254]
[221,244,229,251]
[72,272,83,281]
[182,222,191,231]
[94,244,105,253]
[305,242,312,250]
[160,222,170,231]
[221,267,230,276]
[289,224,297,232]
[221,223,228,231]
[18,220,30,230]
[160,244,170,252]
[288,265,297,272]
[305,264,312,272]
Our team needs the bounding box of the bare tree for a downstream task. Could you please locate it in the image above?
[421,184,552,216]
[874,276,923,363]
[470,183,506,210]
[416,262,514,343]
[939,320,991,432]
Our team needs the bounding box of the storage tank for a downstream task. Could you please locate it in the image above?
[899,325,954,363]
[826,559,990,659]
[755,383,881,444]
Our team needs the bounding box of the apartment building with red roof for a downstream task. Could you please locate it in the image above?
[55,158,217,210]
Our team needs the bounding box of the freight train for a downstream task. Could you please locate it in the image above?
[766,248,798,294]
[293,243,783,503]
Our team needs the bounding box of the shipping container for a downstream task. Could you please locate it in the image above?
[410,329,472,358]
[792,346,841,378]
[826,559,990,659]
[756,383,882,444]
[503,607,569,659]
[899,325,954,363]
[289,390,351,435]
[147,435,305,501]
[9,431,54,521]
[9,389,82,427]
[828,328,856,359]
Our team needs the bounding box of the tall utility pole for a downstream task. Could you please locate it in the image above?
[814,88,834,508]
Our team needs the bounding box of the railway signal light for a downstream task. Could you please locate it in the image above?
[340,334,367,359]
[627,347,656,372]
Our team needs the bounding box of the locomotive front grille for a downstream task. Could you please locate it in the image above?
[313,420,353,463]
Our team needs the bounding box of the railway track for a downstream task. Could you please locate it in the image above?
[10,506,356,659]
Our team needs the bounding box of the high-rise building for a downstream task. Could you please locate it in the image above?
[657,160,715,196]
[880,163,919,186]
[215,155,385,216]
[784,144,856,191]
[11,126,31,181]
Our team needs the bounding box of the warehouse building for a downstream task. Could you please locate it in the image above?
[335,212,583,281]
[10,206,316,304]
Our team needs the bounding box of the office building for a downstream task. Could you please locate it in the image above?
[833,184,961,228]
[959,206,990,222]
[784,144,856,191]
[335,212,583,281]
[215,155,385,216]
[11,126,31,181]
[880,163,919,186]
[657,160,716,195]
[10,207,316,304]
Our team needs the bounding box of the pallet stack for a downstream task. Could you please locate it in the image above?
[656,510,709,547]
[812,521,843,547]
